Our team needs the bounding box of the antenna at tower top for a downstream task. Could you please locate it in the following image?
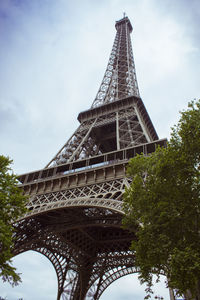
[123,12,126,18]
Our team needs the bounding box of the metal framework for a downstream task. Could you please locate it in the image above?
[14,16,167,299]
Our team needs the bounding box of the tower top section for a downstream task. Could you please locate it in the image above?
[44,16,159,168]
[91,15,139,108]
[115,16,133,32]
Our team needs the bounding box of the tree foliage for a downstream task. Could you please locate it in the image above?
[123,100,200,299]
[0,155,27,285]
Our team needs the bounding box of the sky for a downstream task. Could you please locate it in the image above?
[0,0,199,299]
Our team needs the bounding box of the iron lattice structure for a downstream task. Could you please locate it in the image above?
[15,16,167,300]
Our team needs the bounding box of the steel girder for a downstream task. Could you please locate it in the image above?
[23,177,130,218]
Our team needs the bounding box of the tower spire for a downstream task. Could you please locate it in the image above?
[91,16,139,108]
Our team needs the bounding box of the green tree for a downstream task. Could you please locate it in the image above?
[123,100,200,299]
[0,156,27,285]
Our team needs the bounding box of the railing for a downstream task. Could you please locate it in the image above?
[18,139,167,185]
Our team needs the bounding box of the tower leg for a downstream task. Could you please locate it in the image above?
[57,261,93,300]
[57,266,68,300]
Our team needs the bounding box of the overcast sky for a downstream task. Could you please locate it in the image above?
[0,0,200,299]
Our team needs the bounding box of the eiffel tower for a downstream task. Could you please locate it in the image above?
[15,15,167,299]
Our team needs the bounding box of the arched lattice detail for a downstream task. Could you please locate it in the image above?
[82,250,135,297]
[13,228,80,298]
[58,251,137,300]
[92,266,139,299]
[36,248,72,294]
[22,178,129,219]
[13,207,135,300]
[14,245,77,299]
[24,197,123,219]
[35,251,82,300]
